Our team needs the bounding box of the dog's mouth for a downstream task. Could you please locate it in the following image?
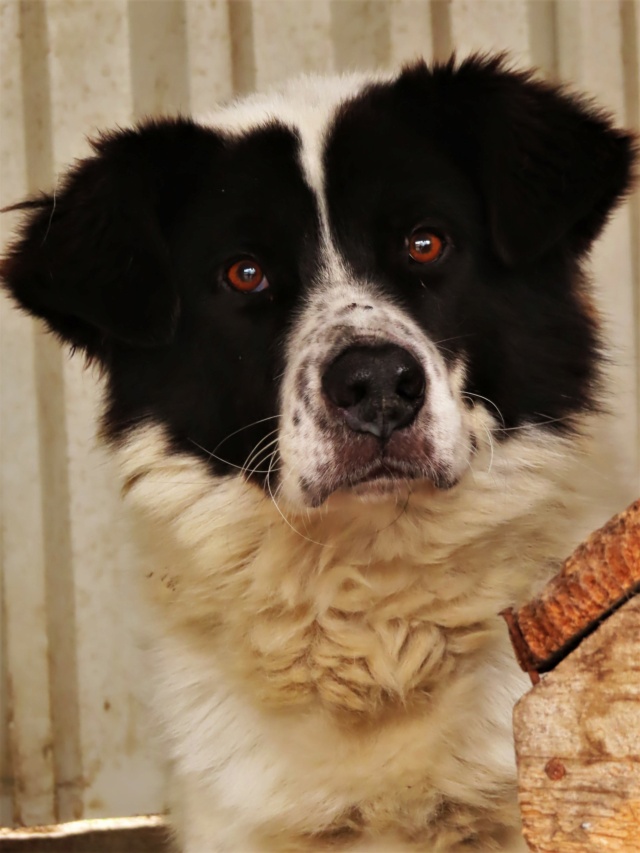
[303,452,459,507]
[346,460,421,489]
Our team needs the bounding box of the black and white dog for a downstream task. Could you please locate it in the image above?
[2,56,636,852]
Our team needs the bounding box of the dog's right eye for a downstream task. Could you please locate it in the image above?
[224,259,269,293]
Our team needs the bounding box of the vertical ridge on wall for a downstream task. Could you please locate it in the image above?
[1,0,639,828]
[185,0,234,114]
[388,1,434,66]
[448,0,531,63]
[252,1,333,87]
[228,0,256,95]
[18,0,84,824]
[128,0,190,118]
[556,0,639,502]
[0,0,55,828]
[620,0,640,494]
[527,0,558,76]
[331,0,391,71]
[44,0,166,822]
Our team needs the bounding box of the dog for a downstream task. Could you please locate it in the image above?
[2,54,636,852]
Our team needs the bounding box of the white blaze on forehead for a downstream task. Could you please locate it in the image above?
[196,69,391,223]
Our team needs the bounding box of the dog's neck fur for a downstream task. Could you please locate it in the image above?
[117,419,596,717]
[112,420,600,848]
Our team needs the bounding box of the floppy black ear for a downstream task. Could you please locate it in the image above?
[405,56,637,266]
[1,118,221,354]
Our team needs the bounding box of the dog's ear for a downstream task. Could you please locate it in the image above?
[1,119,221,354]
[404,56,637,266]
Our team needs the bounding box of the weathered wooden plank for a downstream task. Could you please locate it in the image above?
[503,499,640,675]
[0,816,169,853]
[514,596,640,852]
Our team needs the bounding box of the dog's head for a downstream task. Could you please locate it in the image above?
[2,56,635,510]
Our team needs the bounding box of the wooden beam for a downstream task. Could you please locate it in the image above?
[514,596,640,852]
[0,816,170,853]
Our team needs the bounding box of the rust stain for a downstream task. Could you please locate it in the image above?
[544,757,566,781]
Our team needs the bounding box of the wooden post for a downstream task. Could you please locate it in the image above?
[514,596,640,852]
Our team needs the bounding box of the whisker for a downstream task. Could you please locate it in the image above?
[481,423,495,475]
[189,437,277,475]
[242,433,280,477]
[240,430,277,469]
[41,184,58,246]
[189,427,282,476]
[266,455,326,547]
[493,415,571,433]
[433,334,474,346]
[213,415,280,454]
[462,392,506,427]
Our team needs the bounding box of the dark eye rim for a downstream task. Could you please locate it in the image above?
[406,226,451,265]
[221,255,270,294]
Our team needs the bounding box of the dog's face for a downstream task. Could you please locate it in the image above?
[2,58,635,510]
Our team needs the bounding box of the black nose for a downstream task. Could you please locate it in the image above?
[321,344,426,440]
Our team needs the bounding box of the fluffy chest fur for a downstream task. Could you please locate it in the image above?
[118,423,593,850]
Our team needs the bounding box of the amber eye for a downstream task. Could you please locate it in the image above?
[225,259,269,293]
[407,230,446,264]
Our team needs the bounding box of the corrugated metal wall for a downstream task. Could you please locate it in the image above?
[1,0,638,829]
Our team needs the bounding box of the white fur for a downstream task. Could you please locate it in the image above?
[116,413,602,851]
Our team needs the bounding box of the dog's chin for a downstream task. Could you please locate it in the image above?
[351,476,413,499]
[304,466,460,509]
[345,475,420,505]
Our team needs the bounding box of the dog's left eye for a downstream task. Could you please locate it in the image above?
[407,229,446,264]
[225,259,269,293]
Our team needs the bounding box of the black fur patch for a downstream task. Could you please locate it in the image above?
[2,119,321,477]
[2,120,226,352]
[103,121,321,475]
[323,55,636,432]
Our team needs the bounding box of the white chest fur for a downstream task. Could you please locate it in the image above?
[117,423,596,850]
